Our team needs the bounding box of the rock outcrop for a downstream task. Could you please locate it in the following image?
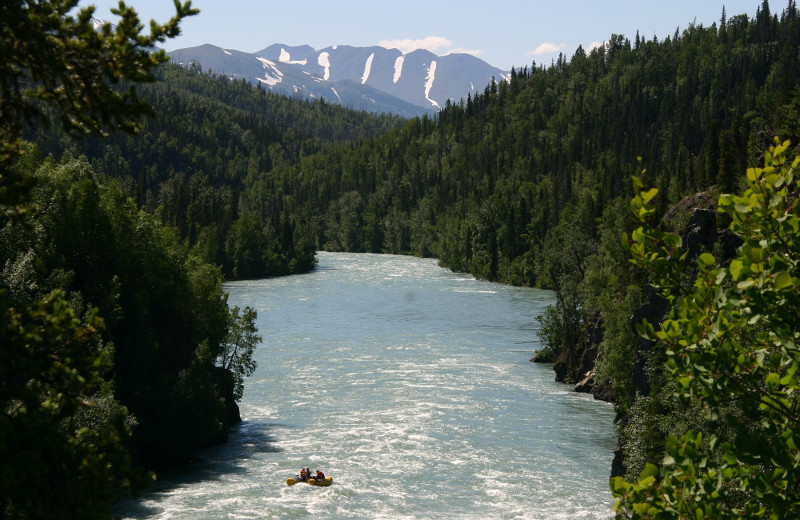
[547,309,614,402]
[629,290,669,396]
[212,365,242,429]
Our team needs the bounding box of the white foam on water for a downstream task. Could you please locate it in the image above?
[115,253,615,520]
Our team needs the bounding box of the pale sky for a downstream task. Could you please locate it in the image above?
[79,0,768,71]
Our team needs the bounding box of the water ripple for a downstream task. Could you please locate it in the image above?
[115,253,616,520]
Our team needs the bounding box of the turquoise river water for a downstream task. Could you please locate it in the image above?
[114,252,616,519]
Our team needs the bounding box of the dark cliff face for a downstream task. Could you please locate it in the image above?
[552,309,615,402]
[572,192,742,401]
[212,365,242,428]
[628,290,669,397]
[626,201,740,391]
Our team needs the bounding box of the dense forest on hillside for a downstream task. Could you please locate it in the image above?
[2,149,250,466]
[37,2,798,285]
[32,65,405,279]
[12,0,800,516]
[1,3,263,517]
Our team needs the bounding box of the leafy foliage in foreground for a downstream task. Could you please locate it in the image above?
[0,289,143,519]
[1,0,197,204]
[613,139,800,519]
[1,2,261,518]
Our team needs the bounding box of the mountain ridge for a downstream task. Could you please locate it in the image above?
[168,42,509,116]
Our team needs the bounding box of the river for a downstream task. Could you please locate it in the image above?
[114,252,616,519]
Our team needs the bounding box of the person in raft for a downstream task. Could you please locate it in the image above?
[315,470,325,480]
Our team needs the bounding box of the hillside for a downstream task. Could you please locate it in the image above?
[31,64,405,279]
[225,2,799,285]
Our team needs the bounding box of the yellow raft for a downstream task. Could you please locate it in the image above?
[286,476,333,487]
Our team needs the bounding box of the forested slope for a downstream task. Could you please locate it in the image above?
[286,1,799,280]
[1,150,251,467]
[33,64,404,279]
[38,2,798,289]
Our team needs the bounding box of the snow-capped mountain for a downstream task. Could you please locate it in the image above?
[168,43,509,117]
[91,17,112,30]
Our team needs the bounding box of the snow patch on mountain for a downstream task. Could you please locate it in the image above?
[424,61,439,108]
[318,52,331,81]
[91,17,112,30]
[330,87,342,103]
[279,48,307,65]
[393,56,404,84]
[362,53,375,84]
[222,49,232,56]
[255,57,283,86]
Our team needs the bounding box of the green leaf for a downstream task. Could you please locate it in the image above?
[774,271,793,290]
[738,279,755,289]
[610,476,630,495]
[641,463,659,479]
[638,476,656,487]
[723,451,738,465]
[610,476,628,494]
[766,372,780,389]
[642,187,659,204]
[699,253,715,267]
[729,259,743,280]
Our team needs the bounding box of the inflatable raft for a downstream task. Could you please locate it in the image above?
[286,476,333,487]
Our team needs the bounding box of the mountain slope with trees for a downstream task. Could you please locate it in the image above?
[41,2,798,291]
[32,63,404,279]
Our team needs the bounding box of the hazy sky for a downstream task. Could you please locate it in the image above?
[80,0,768,70]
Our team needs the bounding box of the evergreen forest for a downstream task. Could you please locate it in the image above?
[3,0,800,518]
